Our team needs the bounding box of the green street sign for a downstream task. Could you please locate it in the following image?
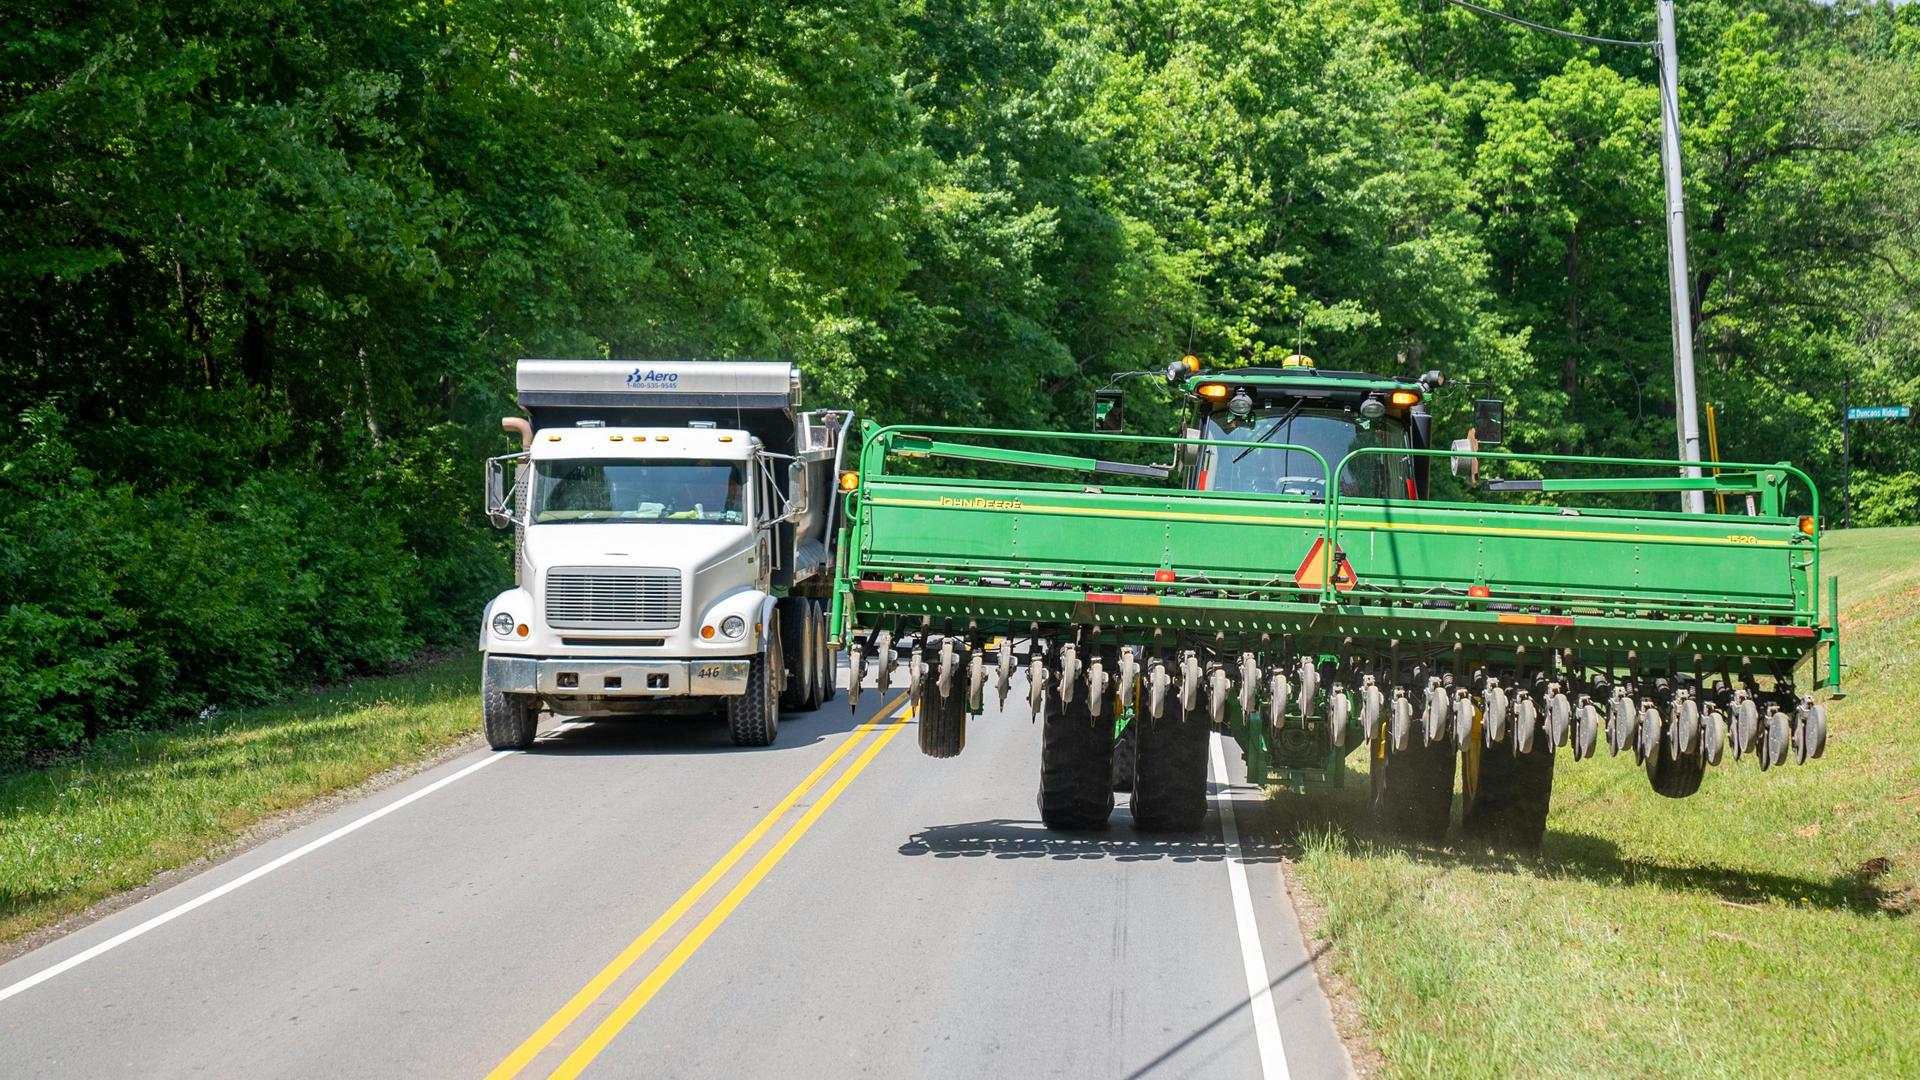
[1846,406,1910,421]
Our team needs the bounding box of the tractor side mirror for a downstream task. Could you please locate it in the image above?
[1093,388,1125,433]
[1472,398,1505,447]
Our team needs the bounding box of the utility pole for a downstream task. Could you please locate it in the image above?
[1441,0,1708,511]
[1841,378,1851,529]
[1656,0,1706,513]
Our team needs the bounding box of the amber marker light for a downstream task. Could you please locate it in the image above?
[1197,383,1230,401]
[839,471,861,492]
[701,625,716,639]
[1799,516,1817,535]
[1389,390,1421,407]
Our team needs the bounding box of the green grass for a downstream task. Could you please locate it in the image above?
[0,656,480,948]
[1289,526,1920,1079]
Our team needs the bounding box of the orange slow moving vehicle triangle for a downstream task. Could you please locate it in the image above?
[1293,537,1357,591]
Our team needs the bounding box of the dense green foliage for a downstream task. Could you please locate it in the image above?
[3,0,1915,764]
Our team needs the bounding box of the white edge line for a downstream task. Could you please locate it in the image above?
[1211,733,1292,1080]
[0,749,513,1004]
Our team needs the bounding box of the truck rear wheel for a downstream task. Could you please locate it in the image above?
[780,602,818,713]
[1461,744,1554,849]
[815,603,836,703]
[1130,694,1209,832]
[805,604,828,709]
[1369,733,1453,842]
[1038,683,1115,829]
[728,626,782,746]
[481,663,539,750]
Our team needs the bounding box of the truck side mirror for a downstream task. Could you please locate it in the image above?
[1473,398,1505,447]
[485,454,528,528]
[785,460,811,518]
[1093,388,1124,432]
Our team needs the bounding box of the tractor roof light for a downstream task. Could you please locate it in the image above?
[1389,390,1421,407]
[1228,389,1254,417]
[1182,354,1202,371]
[1359,395,1386,420]
[1197,383,1230,401]
[1280,353,1314,369]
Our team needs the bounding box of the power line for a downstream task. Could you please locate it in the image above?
[1437,0,1656,50]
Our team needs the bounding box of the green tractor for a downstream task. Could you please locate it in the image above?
[830,356,1838,846]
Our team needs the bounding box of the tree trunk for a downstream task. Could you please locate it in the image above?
[240,302,273,390]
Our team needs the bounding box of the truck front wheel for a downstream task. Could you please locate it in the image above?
[728,626,782,746]
[481,664,539,750]
[1038,682,1115,829]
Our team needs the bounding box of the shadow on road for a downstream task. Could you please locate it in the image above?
[524,706,880,757]
[898,817,1286,863]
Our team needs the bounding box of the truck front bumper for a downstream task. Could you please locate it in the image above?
[485,655,751,697]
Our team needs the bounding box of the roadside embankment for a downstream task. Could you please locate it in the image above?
[0,657,479,952]
[1287,526,1920,1078]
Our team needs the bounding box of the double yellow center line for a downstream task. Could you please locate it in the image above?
[487,694,915,1079]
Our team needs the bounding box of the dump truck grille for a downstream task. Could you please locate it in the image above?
[544,568,682,630]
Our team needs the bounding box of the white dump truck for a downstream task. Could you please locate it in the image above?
[479,360,850,748]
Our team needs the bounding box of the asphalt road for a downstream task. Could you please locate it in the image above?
[0,667,1351,1079]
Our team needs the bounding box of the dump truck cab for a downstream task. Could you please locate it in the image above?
[479,360,851,750]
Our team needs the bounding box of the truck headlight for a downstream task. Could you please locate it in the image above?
[492,612,517,637]
[720,615,747,640]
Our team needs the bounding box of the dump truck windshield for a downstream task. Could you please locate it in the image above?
[533,459,746,523]
[1201,407,1410,499]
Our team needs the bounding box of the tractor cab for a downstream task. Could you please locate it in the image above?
[1178,356,1439,501]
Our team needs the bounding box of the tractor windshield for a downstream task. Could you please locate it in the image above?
[1200,406,1411,499]
[532,459,747,523]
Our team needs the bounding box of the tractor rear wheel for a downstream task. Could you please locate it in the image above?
[1131,694,1210,832]
[1369,732,1454,842]
[1461,744,1554,849]
[1038,682,1115,830]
